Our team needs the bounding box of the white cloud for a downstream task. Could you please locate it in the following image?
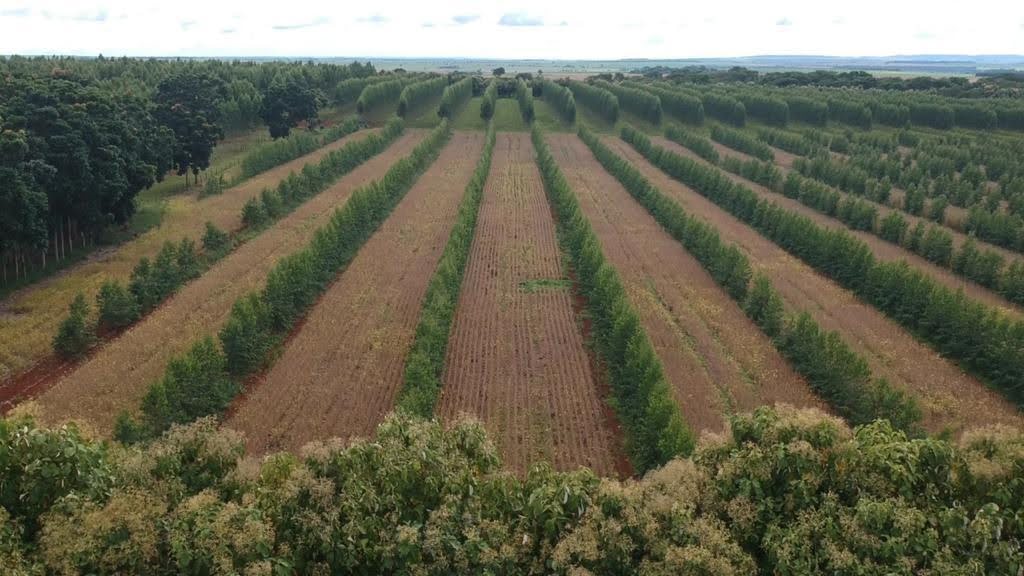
[0,0,1022,59]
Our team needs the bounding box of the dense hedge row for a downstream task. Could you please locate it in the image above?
[625,81,704,124]
[567,80,619,124]
[334,75,389,105]
[239,116,360,180]
[593,79,661,124]
[593,126,918,429]
[397,76,447,117]
[736,92,789,126]
[786,95,829,125]
[793,154,891,204]
[355,78,404,114]
[515,78,534,123]
[437,76,473,118]
[664,124,719,163]
[540,80,576,123]
[122,119,435,437]
[479,78,498,120]
[710,124,774,161]
[827,98,873,129]
[621,126,1024,406]
[755,127,818,156]
[533,126,693,470]
[7,406,1024,574]
[238,118,404,232]
[398,124,495,416]
[701,91,746,126]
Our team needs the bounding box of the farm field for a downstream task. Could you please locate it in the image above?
[227,131,484,453]
[31,131,427,433]
[659,135,1024,316]
[601,135,1024,433]
[436,132,626,476]
[0,128,375,383]
[546,133,825,431]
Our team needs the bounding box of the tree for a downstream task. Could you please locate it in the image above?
[154,71,226,186]
[492,67,505,77]
[259,72,322,139]
[53,293,95,358]
[97,280,140,330]
[744,275,785,337]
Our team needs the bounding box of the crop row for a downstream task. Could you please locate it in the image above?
[533,126,692,471]
[621,125,1024,404]
[580,127,920,430]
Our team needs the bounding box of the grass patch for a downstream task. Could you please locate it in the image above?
[518,277,572,293]
[361,97,401,125]
[492,99,528,131]
[452,97,487,131]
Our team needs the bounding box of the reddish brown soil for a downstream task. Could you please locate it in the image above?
[33,132,427,434]
[674,139,1023,318]
[226,132,485,453]
[605,136,1024,434]
[549,134,825,434]
[436,133,625,476]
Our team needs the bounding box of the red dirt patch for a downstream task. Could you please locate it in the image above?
[436,133,626,477]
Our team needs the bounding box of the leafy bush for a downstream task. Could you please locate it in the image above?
[710,124,774,161]
[437,76,473,118]
[479,78,497,119]
[397,76,447,117]
[540,80,576,123]
[664,124,719,163]
[201,221,229,255]
[140,336,236,434]
[567,80,619,124]
[5,407,1024,573]
[240,116,359,179]
[53,293,95,359]
[96,280,140,330]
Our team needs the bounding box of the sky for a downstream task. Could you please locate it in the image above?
[1,0,1023,60]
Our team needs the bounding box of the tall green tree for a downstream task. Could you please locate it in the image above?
[154,71,226,184]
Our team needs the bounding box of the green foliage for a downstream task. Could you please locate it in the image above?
[756,127,818,156]
[592,79,661,124]
[141,336,236,434]
[701,92,746,126]
[219,292,274,377]
[623,81,705,124]
[479,78,498,119]
[201,221,229,255]
[4,407,1024,573]
[398,124,496,416]
[664,124,719,163]
[437,76,473,118]
[567,80,619,124]
[515,78,535,123]
[710,124,774,161]
[259,71,324,138]
[356,78,404,114]
[540,80,577,123]
[744,274,785,337]
[397,76,447,118]
[623,127,1024,406]
[240,116,359,179]
[52,292,95,359]
[535,126,694,470]
[96,280,139,330]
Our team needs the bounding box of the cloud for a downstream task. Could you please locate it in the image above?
[272,16,329,31]
[421,21,435,28]
[356,14,388,24]
[452,14,479,25]
[0,7,30,17]
[776,17,792,26]
[180,20,197,31]
[832,16,846,25]
[498,13,544,27]
[221,28,237,34]
[559,20,569,27]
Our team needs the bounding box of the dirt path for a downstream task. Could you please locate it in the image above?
[0,130,378,382]
[548,134,825,434]
[32,132,426,434]
[605,136,1024,434]
[662,138,1023,318]
[436,133,625,476]
[226,132,484,453]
